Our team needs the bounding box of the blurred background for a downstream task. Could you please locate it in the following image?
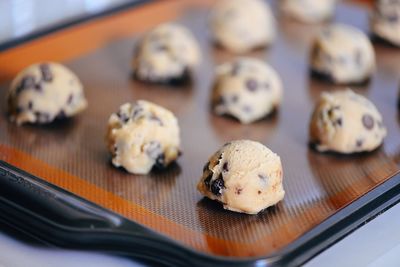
[0,0,138,47]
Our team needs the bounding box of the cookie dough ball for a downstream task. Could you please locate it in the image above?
[210,0,276,53]
[197,140,284,214]
[371,0,400,46]
[310,24,375,84]
[106,100,181,175]
[211,58,282,124]
[281,0,336,23]
[309,89,387,154]
[7,62,87,125]
[132,23,200,84]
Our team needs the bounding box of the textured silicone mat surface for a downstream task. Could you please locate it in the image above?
[1,0,400,259]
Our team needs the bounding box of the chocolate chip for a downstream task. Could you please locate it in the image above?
[40,64,53,82]
[132,106,144,120]
[354,49,363,67]
[16,75,35,94]
[356,139,363,147]
[245,79,258,92]
[231,63,241,76]
[28,101,33,110]
[203,161,210,172]
[211,174,225,196]
[154,153,166,169]
[258,174,267,180]
[34,83,42,91]
[235,187,242,195]
[216,96,225,106]
[362,114,374,130]
[335,118,342,127]
[242,105,252,113]
[145,141,162,159]
[231,95,239,103]
[117,111,129,123]
[222,162,229,172]
[153,43,168,52]
[150,115,163,126]
[67,94,73,104]
[387,13,399,23]
[258,190,262,195]
[56,110,66,119]
[204,173,212,188]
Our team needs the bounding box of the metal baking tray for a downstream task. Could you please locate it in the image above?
[0,0,400,266]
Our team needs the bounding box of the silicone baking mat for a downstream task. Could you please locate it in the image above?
[0,0,400,262]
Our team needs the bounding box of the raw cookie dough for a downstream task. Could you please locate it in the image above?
[132,23,200,84]
[197,140,284,214]
[310,24,375,84]
[7,62,87,125]
[309,89,387,154]
[212,58,282,124]
[106,100,181,174]
[210,0,276,53]
[371,0,400,46]
[281,0,336,23]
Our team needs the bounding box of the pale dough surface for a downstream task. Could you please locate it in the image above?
[311,24,375,84]
[210,0,275,53]
[281,0,336,23]
[371,0,400,46]
[309,89,387,154]
[212,57,282,124]
[133,23,200,83]
[7,62,87,125]
[197,140,285,214]
[107,100,181,175]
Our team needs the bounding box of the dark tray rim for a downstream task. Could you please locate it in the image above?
[0,160,399,267]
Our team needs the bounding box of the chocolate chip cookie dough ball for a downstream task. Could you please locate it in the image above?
[309,89,387,154]
[132,23,200,84]
[281,0,336,23]
[310,24,375,84]
[107,100,181,175]
[198,140,284,214]
[210,0,276,53]
[211,58,282,124]
[7,62,87,125]
[371,0,400,46]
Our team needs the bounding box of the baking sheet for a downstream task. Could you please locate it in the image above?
[0,0,400,259]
